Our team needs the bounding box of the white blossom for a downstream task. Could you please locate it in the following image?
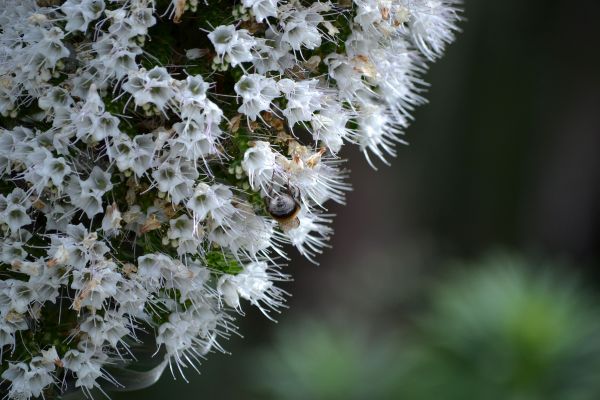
[0,0,461,396]
[61,0,106,33]
[234,74,280,120]
[242,0,278,22]
[241,141,277,191]
[217,261,288,318]
[208,25,257,67]
[123,67,176,111]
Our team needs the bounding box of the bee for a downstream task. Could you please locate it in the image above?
[265,184,301,231]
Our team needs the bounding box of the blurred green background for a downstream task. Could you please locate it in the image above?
[114,0,600,398]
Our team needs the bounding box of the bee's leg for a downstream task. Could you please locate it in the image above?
[290,184,301,203]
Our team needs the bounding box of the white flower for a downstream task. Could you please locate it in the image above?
[28,264,64,304]
[406,0,462,60]
[92,35,140,81]
[245,0,278,22]
[286,210,333,263]
[187,183,236,225]
[278,3,327,51]
[281,144,350,205]
[4,204,31,232]
[137,253,171,289]
[151,158,197,205]
[123,67,175,110]
[80,312,130,348]
[108,133,156,177]
[6,188,31,209]
[0,312,27,349]
[167,215,201,255]
[128,6,157,36]
[114,278,149,318]
[208,25,236,54]
[356,102,405,168]
[156,306,224,375]
[38,86,74,113]
[171,119,221,161]
[311,103,353,154]
[62,346,109,391]
[217,261,288,318]
[70,261,122,311]
[61,0,106,33]
[178,75,210,105]
[0,0,462,395]
[72,84,122,143]
[167,215,194,240]
[35,27,70,67]
[2,361,54,400]
[242,141,277,191]
[252,27,295,74]
[208,25,257,66]
[230,210,277,257]
[234,74,279,120]
[278,78,323,127]
[7,280,35,314]
[67,166,112,219]
[101,203,122,237]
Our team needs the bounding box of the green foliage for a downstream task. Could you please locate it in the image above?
[205,250,243,275]
[249,254,600,400]
[251,319,399,400]
[395,254,600,400]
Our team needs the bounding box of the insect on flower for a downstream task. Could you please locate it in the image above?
[265,183,302,231]
[0,0,462,395]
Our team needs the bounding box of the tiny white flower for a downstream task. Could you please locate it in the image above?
[242,141,277,191]
[234,74,279,120]
[242,0,278,22]
[61,0,106,33]
[208,25,257,66]
[356,102,405,168]
[62,346,109,391]
[5,204,31,233]
[35,27,70,67]
[286,210,333,263]
[218,261,288,318]
[311,103,353,154]
[101,203,122,237]
[167,215,195,240]
[123,67,175,110]
[407,0,462,60]
[208,25,237,54]
[278,78,323,126]
[2,363,38,400]
[80,312,130,348]
[187,183,233,224]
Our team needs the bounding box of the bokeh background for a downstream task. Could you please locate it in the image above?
[115,0,600,398]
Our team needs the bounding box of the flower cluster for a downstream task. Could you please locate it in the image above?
[0,0,461,397]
